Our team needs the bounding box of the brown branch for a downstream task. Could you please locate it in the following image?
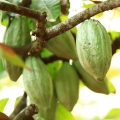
[45,0,120,40]
[9,92,27,120]
[13,104,38,120]
[0,1,40,20]
[1,0,120,55]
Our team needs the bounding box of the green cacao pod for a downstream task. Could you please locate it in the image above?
[35,89,58,120]
[23,56,53,109]
[46,20,78,60]
[73,60,110,94]
[76,19,112,81]
[55,62,79,111]
[3,16,31,81]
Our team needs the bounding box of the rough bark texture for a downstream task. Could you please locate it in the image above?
[1,0,120,55]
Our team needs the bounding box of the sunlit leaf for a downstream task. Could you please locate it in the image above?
[107,68,120,78]
[0,98,9,112]
[0,43,31,70]
[1,11,9,26]
[110,31,120,40]
[83,3,95,8]
[107,79,116,93]
[56,103,75,120]
[104,108,120,119]
[30,0,60,21]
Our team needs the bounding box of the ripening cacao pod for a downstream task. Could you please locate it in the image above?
[23,56,53,109]
[73,60,110,94]
[55,62,79,111]
[3,16,31,81]
[76,19,112,81]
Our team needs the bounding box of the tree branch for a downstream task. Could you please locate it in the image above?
[9,92,27,120]
[0,1,40,20]
[1,0,120,39]
[1,0,120,55]
[13,104,38,120]
[45,0,120,40]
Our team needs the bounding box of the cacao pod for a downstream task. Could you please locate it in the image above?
[3,16,31,81]
[36,89,58,120]
[55,62,79,111]
[23,56,53,109]
[73,60,110,94]
[76,19,112,81]
[46,20,78,60]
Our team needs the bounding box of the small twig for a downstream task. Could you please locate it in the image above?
[13,104,38,120]
[9,92,27,120]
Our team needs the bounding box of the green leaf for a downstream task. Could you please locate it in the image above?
[0,58,4,73]
[56,103,75,120]
[0,98,9,112]
[83,3,95,8]
[46,60,62,80]
[110,31,120,40]
[107,79,116,93]
[1,11,9,26]
[104,108,120,120]
[0,43,31,70]
[41,48,53,58]
[30,0,60,22]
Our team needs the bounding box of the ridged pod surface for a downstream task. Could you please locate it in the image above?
[3,16,31,81]
[36,90,58,120]
[23,56,53,109]
[46,31,78,60]
[46,20,78,60]
[76,19,112,81]
[55,62,79,111]
[73,60,109,94]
